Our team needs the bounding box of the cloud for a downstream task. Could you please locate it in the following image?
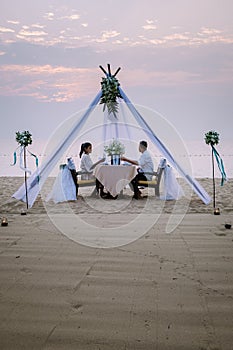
[0,26,15,33]
[7,20,20,25]
[31,24,45,29]
[1,59,230,105]
[102,30,120,39]
[61,14,80,21]
[17,29,48,37]
[142,24,157,30]
[199,27,222,35]
[0,64,99,102]
[43,12,55,21]
[164,33,190,41]
[142,19,157,30]
[15,28,48,43]
[95,30,120,43]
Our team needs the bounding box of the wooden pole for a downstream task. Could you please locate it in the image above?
[107,64,111,76]
[99,65,108,75]
[212,146,216,209]
[113,67,121,77]
[24,146,29,210]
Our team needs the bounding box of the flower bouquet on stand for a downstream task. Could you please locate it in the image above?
[104,139,125,165]
[12,130,38,210]
[204,130,227,215]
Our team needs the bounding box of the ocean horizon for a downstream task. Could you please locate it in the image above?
[0,139,232,179]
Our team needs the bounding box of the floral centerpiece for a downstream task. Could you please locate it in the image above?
[104,139,125,165]
[104,139,125,156]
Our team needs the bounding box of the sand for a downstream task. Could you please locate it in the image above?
[0,177,233,349]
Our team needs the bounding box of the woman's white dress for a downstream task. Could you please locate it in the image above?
[80,154,95,180]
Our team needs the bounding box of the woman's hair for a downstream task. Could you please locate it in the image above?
[79,142,92,158]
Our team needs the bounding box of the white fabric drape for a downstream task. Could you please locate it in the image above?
[12,86,211,207]
[12,92,102,207]
[119,87,211,205]
[46,165,76,203]
[159,160,185,200]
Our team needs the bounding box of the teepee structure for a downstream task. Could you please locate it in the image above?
[13,64,211,207]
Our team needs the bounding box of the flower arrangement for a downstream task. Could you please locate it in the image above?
[100,76,122,115]
[204,130,227,212]
[15,130,33,147]
[204,130,219,146]
[104,139,125,156]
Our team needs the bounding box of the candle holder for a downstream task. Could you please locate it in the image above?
[225,223,232,229]
[214,208,220,215]
[1,217,8,226]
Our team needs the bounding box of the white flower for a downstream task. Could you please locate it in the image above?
[104,139,125,156]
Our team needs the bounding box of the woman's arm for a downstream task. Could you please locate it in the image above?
[90,157,105,170]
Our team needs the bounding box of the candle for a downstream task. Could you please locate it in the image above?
[1,217,8,226]
[214,208,220,215]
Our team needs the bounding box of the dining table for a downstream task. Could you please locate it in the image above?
[93,164,137,197]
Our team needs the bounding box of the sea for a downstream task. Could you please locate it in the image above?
[0,139,232,179]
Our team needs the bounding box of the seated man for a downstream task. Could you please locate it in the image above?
[121,140,154,199]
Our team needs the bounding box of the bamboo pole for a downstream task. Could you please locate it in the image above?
[24,146,29,210]
[212,146,216,209]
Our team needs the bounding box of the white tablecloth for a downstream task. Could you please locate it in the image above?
[93,165,137,197]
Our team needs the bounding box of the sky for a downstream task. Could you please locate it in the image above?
[0,0,233,151]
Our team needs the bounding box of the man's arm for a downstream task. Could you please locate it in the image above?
[121,156,139,166]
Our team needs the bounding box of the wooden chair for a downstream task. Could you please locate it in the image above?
[76,170,97,195]
[137,162,165,197]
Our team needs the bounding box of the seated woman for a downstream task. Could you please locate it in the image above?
[79,142,105,197]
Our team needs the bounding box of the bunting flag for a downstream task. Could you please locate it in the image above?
[212,146,227,186]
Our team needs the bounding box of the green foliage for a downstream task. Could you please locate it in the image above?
[204,130,219,146]
[15,130,32,147]
[100,76,122,115]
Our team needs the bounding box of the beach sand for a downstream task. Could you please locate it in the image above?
[0,177,233,349]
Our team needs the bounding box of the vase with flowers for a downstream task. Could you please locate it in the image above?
[104,139,125,165]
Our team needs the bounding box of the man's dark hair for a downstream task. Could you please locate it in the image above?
[140,140,147,148]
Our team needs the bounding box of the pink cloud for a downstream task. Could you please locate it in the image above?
[0,65,100,102]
